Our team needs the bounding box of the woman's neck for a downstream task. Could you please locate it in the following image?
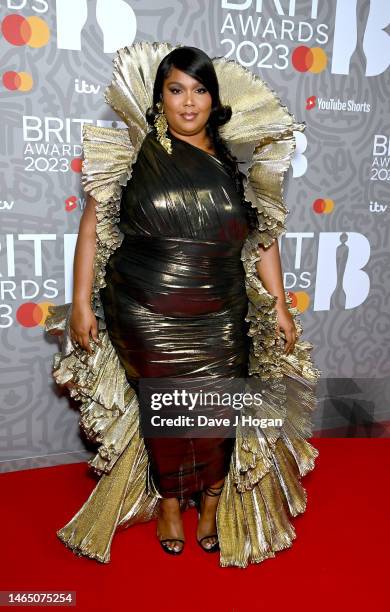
[167,126,216,156]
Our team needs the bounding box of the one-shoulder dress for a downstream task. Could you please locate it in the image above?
[99,127,253,502]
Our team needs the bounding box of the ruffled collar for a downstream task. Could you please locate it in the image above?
[104,40,305,248]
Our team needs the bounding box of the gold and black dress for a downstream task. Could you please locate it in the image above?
[45,41,321,568]
[99,127,252,500]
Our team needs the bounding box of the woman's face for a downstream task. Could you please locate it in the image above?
[161,67,213,137]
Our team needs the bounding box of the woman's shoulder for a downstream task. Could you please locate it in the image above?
[126,129,161,184]
[140,128,159,154]
[135,128,164,163]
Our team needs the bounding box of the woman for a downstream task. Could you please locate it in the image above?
[45,41,320,567]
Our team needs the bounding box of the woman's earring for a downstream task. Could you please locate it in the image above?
[154,101,172,155]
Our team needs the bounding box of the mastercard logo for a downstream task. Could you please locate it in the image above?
[1,14,50,48]
[292,46,327,73]
[3,70,33,91]
[313,198,334,214]
[16,301,54,327]
[71,158,83,173]
[287,291,310,313]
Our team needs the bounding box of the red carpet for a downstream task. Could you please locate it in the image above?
[1,439,388,612]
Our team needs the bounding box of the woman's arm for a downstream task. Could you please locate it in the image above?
[69,194,100,354]
[255,240,296,355]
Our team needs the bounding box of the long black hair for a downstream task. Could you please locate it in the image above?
[146,46,257,230]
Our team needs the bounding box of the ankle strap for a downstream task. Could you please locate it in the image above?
[203,484,224,497]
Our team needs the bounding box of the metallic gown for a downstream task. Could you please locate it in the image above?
[99,127,252,500]
[44,41,321,568]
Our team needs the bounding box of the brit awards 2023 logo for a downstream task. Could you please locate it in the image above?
[0,232,83,328]
[21,117,127,174]
[219,0,390,76]
[0,233,59,329]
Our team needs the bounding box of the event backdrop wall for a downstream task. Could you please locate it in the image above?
[1,0,389,472]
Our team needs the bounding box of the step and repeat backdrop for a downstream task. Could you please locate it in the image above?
[1,0,389,471]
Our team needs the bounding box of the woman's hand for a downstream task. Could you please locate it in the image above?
[275,303,297,355]
[254,241,297,356]
[69,302,100,354]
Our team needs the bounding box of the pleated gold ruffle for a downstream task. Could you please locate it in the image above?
[45,41,321,568]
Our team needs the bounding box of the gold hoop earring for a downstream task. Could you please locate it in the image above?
[154,101,172,155]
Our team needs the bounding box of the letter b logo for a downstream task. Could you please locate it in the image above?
[332,0,390,76]
[56,0,137,53]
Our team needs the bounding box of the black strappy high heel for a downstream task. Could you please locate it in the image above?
[194,484,224,553]
[157,499,185,556]
[158,537,185,555]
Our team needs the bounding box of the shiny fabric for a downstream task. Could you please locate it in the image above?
[99,128,251,499]
[44,41,321,568]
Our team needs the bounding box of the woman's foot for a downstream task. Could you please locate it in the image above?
[196,480,224,552]
[156,497,185,555]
